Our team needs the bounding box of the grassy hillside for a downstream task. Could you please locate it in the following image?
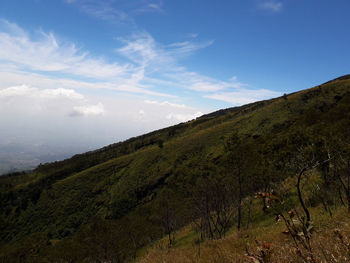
[1,75,350,262]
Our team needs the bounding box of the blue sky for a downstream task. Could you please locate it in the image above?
[0,0,350,156]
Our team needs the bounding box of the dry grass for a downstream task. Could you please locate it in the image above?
[270,211,350,263]
[138,209,350,263]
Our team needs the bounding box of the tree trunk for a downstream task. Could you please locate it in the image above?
[205,193,213,239]
[246,198,252,229]
[348,161,350,213]
[237,168,242,230]
[338,188,346,207]
[297,168,311,225]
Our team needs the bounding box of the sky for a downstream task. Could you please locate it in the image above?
[1,0,350,166]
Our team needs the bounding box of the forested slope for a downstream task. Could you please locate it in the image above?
[1,75,350,262]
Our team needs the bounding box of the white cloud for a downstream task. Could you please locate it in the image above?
[204,89,281,105]
[258,1,283,12]
[39,88,85,100]
[0,70,175,98]
[71,103,104,117]
[0,84,36,97]
[166,111,203,122]
[0,84,92,121]
[0,85,84,100]
[144,100,187,109]
[0,20,127,80]
[0,85,104,120]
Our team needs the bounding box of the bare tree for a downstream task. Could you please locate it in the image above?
[154,190,179,247]
[292,144,332,226]
[225,133,248,230]
[190,173,236,240]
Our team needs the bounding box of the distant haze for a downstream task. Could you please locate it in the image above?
[0,93,206,174]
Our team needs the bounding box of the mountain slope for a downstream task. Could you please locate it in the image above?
[1,75,350,262]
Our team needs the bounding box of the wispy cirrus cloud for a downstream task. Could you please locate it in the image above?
[0,68,175,98]
[116,31,213,68]
[134,1,164,14]
[258,1,283,13]
[167,40,215,58]
[60,1,280,106]
[0,19,127,80]
[115,31,280,105]
[76,1,130,24]
[65,0,164,24]
[144,100,188,109]
[179,74,244,93]
[147,3,163,12]
[204,89,281,106]
[0,20,214,99]
[0,20,177,98]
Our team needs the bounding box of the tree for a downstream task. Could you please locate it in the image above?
[333,137,350,212]
[190,173,236,240]
[155,189,178,247]
[290,138,332,226]
[224,133,251,230]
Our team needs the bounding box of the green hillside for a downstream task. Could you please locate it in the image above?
[1,75,350,262]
